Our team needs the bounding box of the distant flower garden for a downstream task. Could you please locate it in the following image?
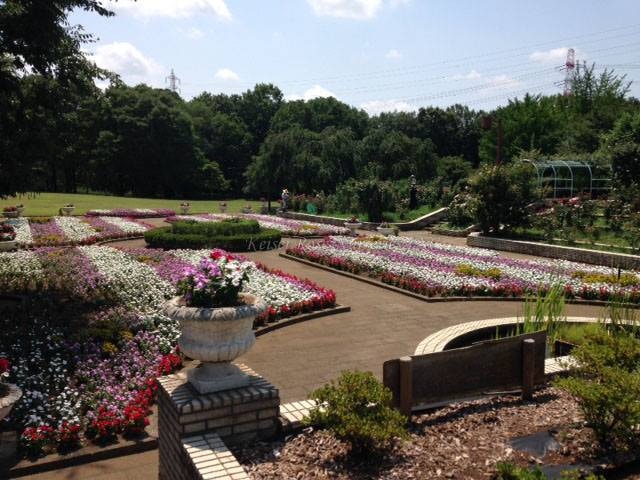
[287,235,640,302]
[5,216,153,247]
[85,208,175,218]
[0,246,335,455]
[166,213,350,237]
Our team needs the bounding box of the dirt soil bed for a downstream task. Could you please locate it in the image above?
[234,386,640,479]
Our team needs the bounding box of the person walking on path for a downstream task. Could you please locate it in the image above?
[281,188,290,212]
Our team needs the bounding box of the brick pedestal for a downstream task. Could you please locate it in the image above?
[158,364,279,480]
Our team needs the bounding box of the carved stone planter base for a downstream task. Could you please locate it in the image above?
[187,362,250,394]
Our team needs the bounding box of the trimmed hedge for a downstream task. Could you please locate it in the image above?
[144,226,282,252]
[171,219,260,236]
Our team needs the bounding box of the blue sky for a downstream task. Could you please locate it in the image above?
[71,0,640,113]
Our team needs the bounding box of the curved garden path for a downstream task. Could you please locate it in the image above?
[111,228,605,403]
[27,229,608,480]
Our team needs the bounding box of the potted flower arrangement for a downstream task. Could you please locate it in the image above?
[344,216,362,237]
[376,222,395,237]
[0,357,22,422]
[0,223,17,251]
[60,204,75,216]
[162,251,266,393]
[180,202,191,215]
[3,206,18,218]
[242,204,253,214]
[219,202,228,214]
[15,204,24,216]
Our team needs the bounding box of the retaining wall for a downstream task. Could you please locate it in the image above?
[467,233,640,270]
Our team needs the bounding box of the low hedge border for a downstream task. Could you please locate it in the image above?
[171,219,260,236]
[144,226,282,252]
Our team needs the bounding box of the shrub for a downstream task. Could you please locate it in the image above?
[494,462,602,480]
[468,163,540,234]
[144,226,281,252]
[171,218,260,236]
[572,270,639,287]
[305,370,408,454]
[555,329,640,452]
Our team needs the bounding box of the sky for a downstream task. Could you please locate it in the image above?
[70,0,640,114]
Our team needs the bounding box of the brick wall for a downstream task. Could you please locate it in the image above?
[158,365,279,480]
[467,233,640,270]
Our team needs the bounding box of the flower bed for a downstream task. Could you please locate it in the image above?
[287,235,640,302]
[85,208,175,218]
[0,245,336,455]
[166,213,350,237]
[5,216,153,247]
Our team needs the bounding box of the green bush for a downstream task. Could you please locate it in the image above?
[171,218,260,236]
[144,226,281,252]
[305,370,408,454]
[494,462,602,480]
[555,329,640,452]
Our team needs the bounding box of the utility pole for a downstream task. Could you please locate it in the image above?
[165,68,181,94]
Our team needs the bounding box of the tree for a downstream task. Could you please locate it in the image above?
[468,163,540,234]
[0,0,113,197]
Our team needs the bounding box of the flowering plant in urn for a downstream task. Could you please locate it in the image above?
[164,250,266,393]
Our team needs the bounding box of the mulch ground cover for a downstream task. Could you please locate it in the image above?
[234,386,640,479]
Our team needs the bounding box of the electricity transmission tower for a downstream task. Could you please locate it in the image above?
[165,68,181,94]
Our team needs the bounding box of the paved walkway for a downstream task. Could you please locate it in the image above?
[25,228,606,479]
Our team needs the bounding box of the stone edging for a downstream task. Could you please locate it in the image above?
[467,232,640,270]
[431,224,477,237]
[413,316,601,379]
[6,435,157,478]
[279,253,634,308]
[279,207,448,232]
[255,304,351,337]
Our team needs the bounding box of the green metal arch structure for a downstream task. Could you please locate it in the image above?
[519,159,611,198]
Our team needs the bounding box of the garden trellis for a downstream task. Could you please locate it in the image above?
[520,159,611,198]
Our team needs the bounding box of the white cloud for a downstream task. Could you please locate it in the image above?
[385,49,402,59]
[389,0,412,6]
[529,47,575,64]
[185,27,204,40]
[215,68,240,82]
[488,74,520,89]
[112,0,231,19]
[450,69,482,80]
[307,0,383,20]
[91,42,162,78]
[360,99,416,115]
[286,84,337,101]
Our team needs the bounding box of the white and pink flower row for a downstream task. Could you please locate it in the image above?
[287,235,640,302]
[166,213,351,237]
[5,216,152,246]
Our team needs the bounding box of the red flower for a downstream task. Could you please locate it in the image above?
[0,358,9,375]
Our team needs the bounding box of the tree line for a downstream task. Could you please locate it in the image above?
[1,1,639,202]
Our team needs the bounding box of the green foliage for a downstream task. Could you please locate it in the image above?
[517,284,566,339]
[571,270,639,287]
[455,263,502,280]
[555,329,640,452]
[171,219,260,236]
[144,226,281,252]
[446,192,475,227]
[532,198,599,243]
[467,163,540,234]
[305,370,408,454]
[495,462,602,480]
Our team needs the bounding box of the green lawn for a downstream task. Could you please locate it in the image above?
[4,193,262,217]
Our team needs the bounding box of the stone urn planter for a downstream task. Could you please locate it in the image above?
[180,205,190,215]
[376,226,395,237]
[163,293,267,394]
[344,221,362,237]
[241,207,253,214]
[61,206,75,216]
[219,204,227,214]
[0,240,17,252]
[0,384,22,422]
[15,206,24,217]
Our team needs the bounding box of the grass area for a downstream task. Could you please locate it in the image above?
[3,193,262,217]
[302,204,441,223]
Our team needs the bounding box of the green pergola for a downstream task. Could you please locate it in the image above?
[519,159,612,198]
